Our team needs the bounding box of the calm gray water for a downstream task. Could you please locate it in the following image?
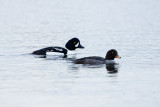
[0,0,160,107]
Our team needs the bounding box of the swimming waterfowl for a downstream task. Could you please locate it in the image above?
[32,38,84,57]
[74,49,121,64]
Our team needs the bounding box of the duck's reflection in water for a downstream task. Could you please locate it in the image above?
[106,64,119,74]
[32,54,67,59]
[32,54,119,74]
[69,62,119,74]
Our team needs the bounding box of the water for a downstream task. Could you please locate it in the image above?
[0,0,160,107]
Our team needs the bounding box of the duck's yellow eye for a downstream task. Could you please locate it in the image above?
[74,42,76,44]
[112,52,114,54]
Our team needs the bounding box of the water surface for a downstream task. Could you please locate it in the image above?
[0,0,160,107]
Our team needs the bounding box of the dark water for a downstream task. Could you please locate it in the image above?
[0,0,160,107]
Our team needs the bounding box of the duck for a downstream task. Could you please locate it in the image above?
[74,49,121,64]
[32,38,84,57]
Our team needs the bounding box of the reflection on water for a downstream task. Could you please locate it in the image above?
[106,64,119,74]
[32,54,68,59]
[33,54,120,75]
[67,58,119,74]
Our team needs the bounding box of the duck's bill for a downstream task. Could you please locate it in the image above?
[115,55,121,59]
[77,44,84,48]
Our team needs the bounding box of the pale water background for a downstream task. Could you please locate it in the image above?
[0,0,160,107]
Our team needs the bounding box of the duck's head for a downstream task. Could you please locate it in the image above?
[105,49,121,60]
[65,38,84,50]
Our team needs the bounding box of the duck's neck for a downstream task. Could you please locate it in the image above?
[105,56,114,60]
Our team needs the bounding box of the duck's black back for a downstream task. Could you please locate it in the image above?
[74,56,105,64]
[32,47,67,55]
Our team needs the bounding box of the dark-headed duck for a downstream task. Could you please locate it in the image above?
[74,49,120,64]
[32,38,84,57]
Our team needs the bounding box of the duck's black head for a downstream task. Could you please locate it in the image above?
[105,49,121,60]
[65,38,84,50]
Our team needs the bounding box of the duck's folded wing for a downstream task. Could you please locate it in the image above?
[32,47,68,55]
[74,56,105,64]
